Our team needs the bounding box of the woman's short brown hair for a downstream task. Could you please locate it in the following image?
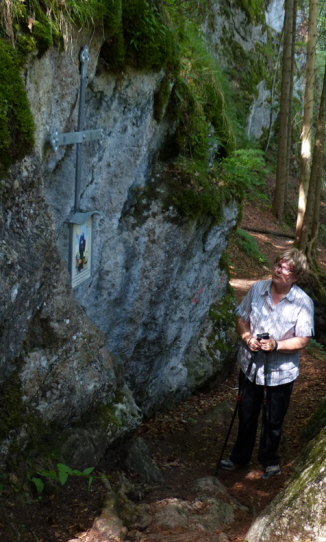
[274,248,308,278]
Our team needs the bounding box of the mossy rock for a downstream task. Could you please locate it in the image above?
[153,75,171,122]
[101,0,178,72]
[234,0,266,24]
[0,40,35,172]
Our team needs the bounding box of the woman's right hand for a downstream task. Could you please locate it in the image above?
[246,337,261,352]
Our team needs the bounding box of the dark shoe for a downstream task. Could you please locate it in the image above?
[219,458,236,470]
[261,465,281,479]
[219,458,250,471]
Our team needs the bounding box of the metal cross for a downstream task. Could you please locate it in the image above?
[51,45,103,213]
[50,45,104,288]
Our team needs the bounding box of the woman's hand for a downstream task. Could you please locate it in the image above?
[246,337,262,352]
[260,338,277,352]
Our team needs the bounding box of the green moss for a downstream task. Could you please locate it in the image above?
[153,24,244,223]
[153,75,171,122]
[0,41,35,173]
[100,29,125,73]
[93,390,127,432]
[234,0,266,24]
[99,0,125,72]
[0,369,62,470]
[30,5,60,56]
[209,289,237,329]
[161,158,224,223]
[284,427,326,505]
[211,338,233,354]
[15,35,38,64]
[171,26,237,156]
[1,1,62,59]
[171,79,209,161]
[219,35,274,143]
[100,0,178,73]
[160,146,269,223]
[98,0,179,72]
[122,0,176,70]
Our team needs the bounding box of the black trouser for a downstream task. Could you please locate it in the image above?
[230,370,293,467]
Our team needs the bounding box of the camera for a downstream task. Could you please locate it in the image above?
[257,333,269,341]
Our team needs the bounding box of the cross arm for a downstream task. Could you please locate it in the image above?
[51,128,104,152]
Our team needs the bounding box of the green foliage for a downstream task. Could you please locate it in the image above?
[32,463,95,494]
[122,0,176,70]
[234,0,266,24]
[172,24,237,157]
[235,228,266,264]
[30,3,61,55]
[162,147,269,223]
[99,0,125,72]
[220,36,274,142]
[162,0,211,26]
[98,0,178,72]
[305,339,326,356]
[219,149,269,200]
[1,1,62,59]
[157,24,268,223]
[0,41,35,172]
[30,476,44,496]
[172,77,210,161]
[163,158,225,222]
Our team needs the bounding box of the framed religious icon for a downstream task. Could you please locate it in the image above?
[68,212,97,288]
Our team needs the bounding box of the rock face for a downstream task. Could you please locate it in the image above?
[0,27,238,466]
[0,154,142,469]
[246,428,326,542]
[25,32,239,417]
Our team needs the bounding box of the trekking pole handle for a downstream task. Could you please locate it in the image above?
[257,333,269,341]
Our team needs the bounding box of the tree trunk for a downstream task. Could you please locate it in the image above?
[284,0,297,208]
[307,151,323,266]
[309,141,325,265]
[273,0,294,220]
[295,0,319,243]
[299,63,326,254]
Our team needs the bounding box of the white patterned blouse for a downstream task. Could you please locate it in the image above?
[235,280,315,386]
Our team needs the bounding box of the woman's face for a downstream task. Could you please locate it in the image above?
[272,260,297,288]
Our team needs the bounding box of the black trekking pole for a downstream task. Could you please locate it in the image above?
[214,382,243,475]
[215,333,269,475]
[262,347,269,448]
